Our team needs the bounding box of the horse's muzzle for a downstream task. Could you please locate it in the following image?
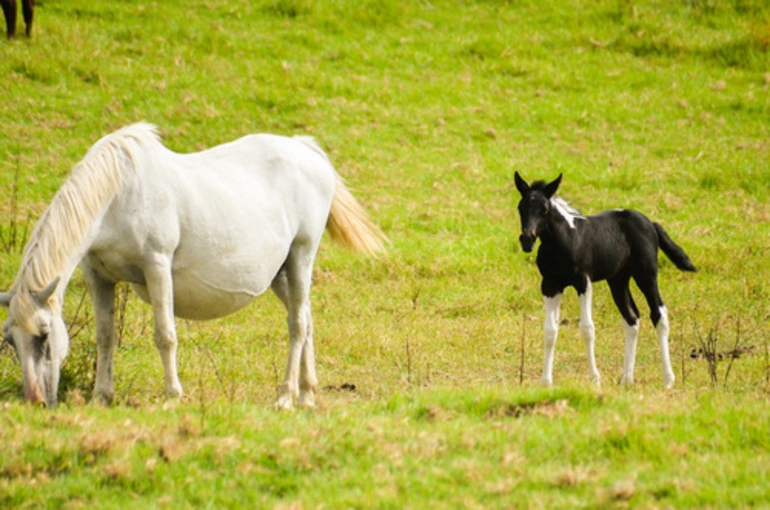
[519,232,536,253]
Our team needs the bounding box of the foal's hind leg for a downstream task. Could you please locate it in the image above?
[271,246,319,410]
[608,275,640,385]
[634,273,675,389]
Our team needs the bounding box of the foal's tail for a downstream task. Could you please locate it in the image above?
[654,223,697,272]
[326,174,388,255]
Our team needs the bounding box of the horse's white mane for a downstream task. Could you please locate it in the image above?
[10,122,160,333]
[552,196,584,229]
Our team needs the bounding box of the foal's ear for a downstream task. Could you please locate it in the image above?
[514,172,529,195]
[0,292,11,308]
[543,174,562,198]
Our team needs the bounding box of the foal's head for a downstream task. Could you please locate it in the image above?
[514,172,562,252]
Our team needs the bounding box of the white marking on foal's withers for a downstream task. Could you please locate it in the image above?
[551,197,584,229]
[1,123,386,408]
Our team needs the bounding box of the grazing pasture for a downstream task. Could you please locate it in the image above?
[1,0,768,507]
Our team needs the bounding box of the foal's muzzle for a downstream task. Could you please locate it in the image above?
[519,232,536,253]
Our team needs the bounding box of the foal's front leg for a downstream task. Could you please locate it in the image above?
[578,279,601,386]
[541,293,562,386]
[145,258,183,398]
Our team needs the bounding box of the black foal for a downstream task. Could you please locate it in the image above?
[514,172,696,388]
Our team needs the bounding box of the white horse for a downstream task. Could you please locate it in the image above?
[0,123,386,408]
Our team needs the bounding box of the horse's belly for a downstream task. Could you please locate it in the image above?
[131,268,272,320]
[175,284,263,320]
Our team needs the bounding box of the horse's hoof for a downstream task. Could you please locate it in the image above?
[298,394,316,409]
[165,380,184,399]
[275,394,294,411]
[91,390,114,406]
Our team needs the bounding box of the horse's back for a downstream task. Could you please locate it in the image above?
[88,133,337,320]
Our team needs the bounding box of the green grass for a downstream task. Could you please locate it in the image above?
[1,0,769,507]
[1,388,768,508]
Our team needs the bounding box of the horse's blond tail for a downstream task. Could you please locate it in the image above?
[326,174,387,255]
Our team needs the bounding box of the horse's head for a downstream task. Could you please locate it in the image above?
[1,277,69,408]
[514,172,562,253]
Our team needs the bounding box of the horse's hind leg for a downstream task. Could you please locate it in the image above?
[82,263,117,404]
[1,0,17,38]
[271,244,319,410]
[634,273,675,389]
[21,0,32,37]
[608,275,640,385]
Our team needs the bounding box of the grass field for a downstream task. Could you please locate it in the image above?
[1,0,769,507]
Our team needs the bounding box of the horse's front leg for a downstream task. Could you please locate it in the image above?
[578,279,601,386]
[541,292,562,386]
[145,258,183,398]
[82,264,117,404]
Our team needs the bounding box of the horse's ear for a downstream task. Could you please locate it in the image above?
[543,174,562,198]
[0,292,11,308]
[35,277,61,305]
[514,172,529,195]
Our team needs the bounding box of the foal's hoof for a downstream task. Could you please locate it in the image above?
[663,373,675,390]
[620,374,634,385]
[540,376,554,387]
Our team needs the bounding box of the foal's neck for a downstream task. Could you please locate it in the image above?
[540,207,577,249]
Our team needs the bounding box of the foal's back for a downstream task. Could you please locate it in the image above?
[576,209,659,282]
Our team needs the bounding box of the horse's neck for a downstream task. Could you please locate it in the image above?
[16,197,109,309]
[540,212,577,255]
